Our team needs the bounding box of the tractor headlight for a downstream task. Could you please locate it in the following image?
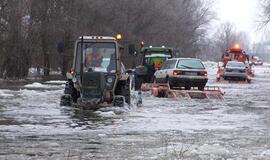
[106,76,115,90]
[107,77,113,83]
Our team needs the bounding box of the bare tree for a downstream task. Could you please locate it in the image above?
[213,22,251,61]
[261,0,270,26]
[0,0,31,79]
[214,22,237,54]
[0,0,215,78]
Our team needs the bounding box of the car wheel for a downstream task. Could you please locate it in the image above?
[60,94,72,106]
[113,95,125,107]
[198,85,204,91]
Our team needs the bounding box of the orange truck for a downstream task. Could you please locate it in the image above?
[216,44,254,83]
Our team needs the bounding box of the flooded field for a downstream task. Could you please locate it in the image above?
[0,63,270,160]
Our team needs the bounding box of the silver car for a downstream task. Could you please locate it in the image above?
[154,58,208,90]
[224,61,247,81]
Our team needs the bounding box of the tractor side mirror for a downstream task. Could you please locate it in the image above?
[128,44,137,55]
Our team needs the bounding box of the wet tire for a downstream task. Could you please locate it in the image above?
[198,85,204,91]
[116,79,131,105]
[60,94,72,106]
[114,95,125,107]
[130,75,135,91]
[64,80,74,95]
[135,76,144,91]
[124,79,131,105]
[136,91,143,106]
[63,80,79,103]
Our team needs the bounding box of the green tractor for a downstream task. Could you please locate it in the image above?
[60,35,132,109]
[134,46,174,90]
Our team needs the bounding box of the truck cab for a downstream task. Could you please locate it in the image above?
[222,47,248,65]
[217,44,254,82]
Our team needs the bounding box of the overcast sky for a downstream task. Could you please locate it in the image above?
[214,0,264,43]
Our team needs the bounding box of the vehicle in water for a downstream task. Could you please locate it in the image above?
[134,45,174,90]
[139,57,223,100]
[60,35,132,109]
[154,58,208,91]
[216,44,254,83]
[250,56,263,66]
[223,61,250,82]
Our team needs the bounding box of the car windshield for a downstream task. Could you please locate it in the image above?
[76,42,116,73]
[226,62,245,68]
[176,59,205,69]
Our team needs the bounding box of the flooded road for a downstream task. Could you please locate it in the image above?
[1,63,270,160]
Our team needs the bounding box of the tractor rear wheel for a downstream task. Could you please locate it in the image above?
[115,79,131,105]
[60,94,72,106]
[114,96,125,107]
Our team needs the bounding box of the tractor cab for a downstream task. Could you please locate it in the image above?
[141,46,173,70]
[135,45,174,90]
[61,35,132,108]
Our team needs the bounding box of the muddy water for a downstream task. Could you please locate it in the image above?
[0,64,270,160]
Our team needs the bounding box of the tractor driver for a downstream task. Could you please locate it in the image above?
[85,49,105,72]
[86,51,103,67]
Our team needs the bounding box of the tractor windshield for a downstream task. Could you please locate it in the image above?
[145,51,172,58]
[144,51,172,69]
[144,57,168,69]
[75,42,116,73]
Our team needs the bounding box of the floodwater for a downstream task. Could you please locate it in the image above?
[0,63,270,160]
